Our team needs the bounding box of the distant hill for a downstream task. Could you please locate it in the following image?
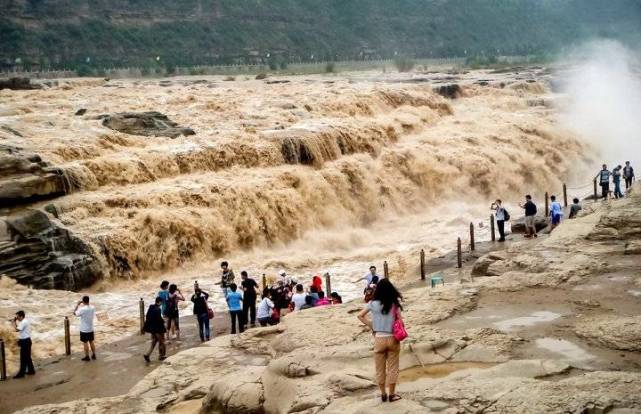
[1,0,640,71]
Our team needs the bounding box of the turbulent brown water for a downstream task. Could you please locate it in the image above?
[0,68,597,367]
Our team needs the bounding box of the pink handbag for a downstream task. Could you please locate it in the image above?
[392,305,408,342]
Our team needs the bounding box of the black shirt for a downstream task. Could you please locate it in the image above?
[191,292,209,315]
[524,201,537,216]
[144,305,166,334]
[241,278,258,301]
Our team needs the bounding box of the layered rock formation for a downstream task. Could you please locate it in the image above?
[0,145,70,207]
[0,209,102,290]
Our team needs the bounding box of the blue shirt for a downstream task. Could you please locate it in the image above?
[226,291,243,311]
[550,201,563,217]
[157,290,169,316]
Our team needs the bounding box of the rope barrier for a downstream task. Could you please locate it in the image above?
[566,181,595,191]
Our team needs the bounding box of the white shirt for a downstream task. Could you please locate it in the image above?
[75,305,96,333]
[495,207,506,221]
[291,293,307,311]
[16,319,31,339]
[363,272,383,286]
[257,298,274,319]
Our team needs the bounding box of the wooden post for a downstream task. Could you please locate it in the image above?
[457,238,462,268]
[420,249,426,280]
[490,215,496,242]
[64,316,71,356]
[545,192,549,217]
[563,183,568,207]
[262,274,267,290]
[383,261,389,278]
[139,298,145,335]
[469,222,475,251]
[593,179,598,199]
[0,339,6,381]
[325,273,332,296]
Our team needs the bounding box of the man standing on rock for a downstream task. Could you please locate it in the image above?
[613,165,624,199]
[241,271,259,328]
[143,297,167,362]
[218,261,235,298]
[353,266,383,286]
[74,296,97,361]
[596,164,611,199]
[518,195,538,238]
[12,310,35,378]
[623,161,635,190]
[491,199,509,242]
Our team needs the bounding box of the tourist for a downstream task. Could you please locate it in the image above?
[316,290,331,306]
[330,292,343,304]
[364,285,375,303]
[257,290,276,326]
[518,194,538,238]
[549,195,563,231]
[357,279,404,403]
[277,270,292,286]
[166,284,184,341]
[226,283,244,334]
[143,297,167,362]
[291,284,307,311]
[491,199,509,242]
[309,286,320,305]
[300,295,315,310]
[157,280,170,327]
[311,275,323,293]
[569,198,582,219]
[73,296,96,361]
[191,288,210,342]
[596,164,611,199]
[12,310,35,378]
[623,161,635,190]
[241,271,259,328]
[613,165,624,199]
[218,261,235,298]
[354,266,383,285]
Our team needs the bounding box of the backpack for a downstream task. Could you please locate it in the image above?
[503,209,510,221]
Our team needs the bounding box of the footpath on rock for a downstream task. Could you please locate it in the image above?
[8,185,641,414]
[0,313,231,414]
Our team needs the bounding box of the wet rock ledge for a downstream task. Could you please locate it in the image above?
[0,209,102,290]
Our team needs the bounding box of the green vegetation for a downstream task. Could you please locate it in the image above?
[1,0,640,71]
[394,57,415,73]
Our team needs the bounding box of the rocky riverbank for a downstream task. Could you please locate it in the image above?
[15,185,641,413]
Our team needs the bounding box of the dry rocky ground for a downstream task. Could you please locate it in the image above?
[14,186,641,413]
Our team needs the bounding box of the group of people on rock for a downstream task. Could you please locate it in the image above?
[597,162,635,200]
[142,261,344,361]
[10,295,98,379]
[487,161,636,242]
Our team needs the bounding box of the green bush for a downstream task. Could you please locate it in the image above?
[76,64,93,77]
[394,57,415,72]
[325,62,336,73]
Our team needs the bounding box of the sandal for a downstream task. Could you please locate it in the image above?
[381,393,388,402]
[389,394,402,402]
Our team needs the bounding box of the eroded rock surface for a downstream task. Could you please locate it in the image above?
[0,209,102,290]
[0,145,70,206]
[101,111,196,138]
